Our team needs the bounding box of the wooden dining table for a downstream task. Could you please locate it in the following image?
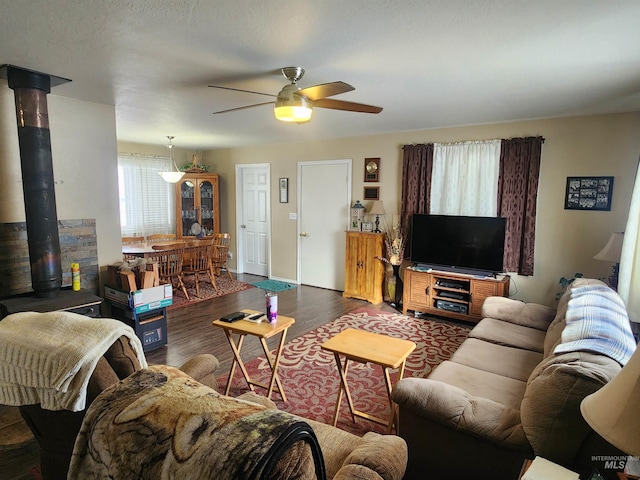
[122,241,186,259]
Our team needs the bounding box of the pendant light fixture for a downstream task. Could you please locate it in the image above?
[158,136,185,183]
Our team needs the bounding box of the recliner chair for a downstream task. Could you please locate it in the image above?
[18,335,219,480]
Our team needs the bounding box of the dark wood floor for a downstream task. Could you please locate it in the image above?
[148,273,400,372]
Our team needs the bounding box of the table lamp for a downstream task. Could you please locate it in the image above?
[580,346,640,458]
[594,232,624,290]
[368,201,386,233]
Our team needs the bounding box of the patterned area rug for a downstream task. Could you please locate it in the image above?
[250,279,297,292]
[221,307,470,436]
[166,275,253,310]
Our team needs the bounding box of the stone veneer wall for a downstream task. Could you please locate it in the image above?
[0,219,99,297]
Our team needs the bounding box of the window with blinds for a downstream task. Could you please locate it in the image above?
[118,153,176,237]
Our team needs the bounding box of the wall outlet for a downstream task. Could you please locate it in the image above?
[227,251,233,260]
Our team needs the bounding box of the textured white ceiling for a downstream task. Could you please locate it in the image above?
[2,0,640,149]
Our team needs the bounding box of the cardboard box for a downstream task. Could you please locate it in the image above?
[131,284,173,313]
[104,285,130,306]
[104,284,173,313]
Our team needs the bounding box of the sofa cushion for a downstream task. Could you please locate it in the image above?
[482,297,556,331]
[449,338,543,382]
[469,318,546,353]
[429,360,527,410]
[521,350,622,465]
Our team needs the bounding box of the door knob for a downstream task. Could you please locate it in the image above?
[240,224,246,229]
[300,232,309,237]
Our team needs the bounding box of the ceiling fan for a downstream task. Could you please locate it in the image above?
[209,67,383,123]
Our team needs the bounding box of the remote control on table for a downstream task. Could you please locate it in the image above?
[246,313,265,323]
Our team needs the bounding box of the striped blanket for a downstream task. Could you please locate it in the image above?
[554,284,636,365]
[0,311,146,411]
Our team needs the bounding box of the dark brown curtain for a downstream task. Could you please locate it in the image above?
[400,144,434,234]
[497,136,544,276]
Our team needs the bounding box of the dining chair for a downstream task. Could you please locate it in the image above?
[147,233,177,243]
[183,239,217,296]
[211,233,233,280]
[147,244,189,299]
[121,236,144,245]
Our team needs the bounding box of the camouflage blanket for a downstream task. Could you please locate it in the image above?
[68,365,325,480]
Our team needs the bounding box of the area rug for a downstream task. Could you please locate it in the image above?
[250,279,297,292]
[166,275,253,310]
[221,307,469,436]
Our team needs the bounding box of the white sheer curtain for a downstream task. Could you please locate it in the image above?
[430,140,501,216]
[118,153,176,238]
[618,162,640,335]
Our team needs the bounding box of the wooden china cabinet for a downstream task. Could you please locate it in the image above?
[175,173,220,238]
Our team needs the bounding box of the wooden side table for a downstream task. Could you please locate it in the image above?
[213,309,295,401]
[321,328,416,433]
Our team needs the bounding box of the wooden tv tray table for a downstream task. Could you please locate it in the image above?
[321,328,416,433]
[212,309,295,401]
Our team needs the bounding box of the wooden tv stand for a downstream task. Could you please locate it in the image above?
[402,267,510,324]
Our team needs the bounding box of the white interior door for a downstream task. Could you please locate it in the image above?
[236,164,269,276]
[298,160,351,290]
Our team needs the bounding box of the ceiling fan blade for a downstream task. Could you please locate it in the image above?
[299,81,354,100]
[208,85,277,98]
[313,98,383,114]
[212,101,275,115]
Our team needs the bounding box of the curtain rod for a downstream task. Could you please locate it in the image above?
[434,139,501,147]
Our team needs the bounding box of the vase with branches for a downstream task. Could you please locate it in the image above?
[375,216,406,308]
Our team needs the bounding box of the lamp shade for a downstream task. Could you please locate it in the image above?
[580,345,640,456]
[368,200,386,215]
[594,232,624,263]
[158,171,185,183]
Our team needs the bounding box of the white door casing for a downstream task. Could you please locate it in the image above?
[236,164,270,276]
[298,160,351,290]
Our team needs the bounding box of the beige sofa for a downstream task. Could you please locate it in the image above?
[392,278,637,480]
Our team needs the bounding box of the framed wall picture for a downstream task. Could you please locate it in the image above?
[364,158,380,182]
[279,178,288,203]
[564,176,614,211]
[363,186,380,200]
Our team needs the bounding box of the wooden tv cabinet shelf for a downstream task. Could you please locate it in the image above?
[402,267,510,324]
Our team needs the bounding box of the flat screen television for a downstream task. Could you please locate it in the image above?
[409,214,506,276]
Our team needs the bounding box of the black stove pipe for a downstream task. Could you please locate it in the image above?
[2,65,71,298]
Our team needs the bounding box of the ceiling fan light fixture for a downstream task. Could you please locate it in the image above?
[159,136,185,183]
[274,86,313,123]
[274,104,313,122]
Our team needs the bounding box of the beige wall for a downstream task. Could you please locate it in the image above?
[207,112,640,306]
[3,78,637,308]
[0,82,122,291]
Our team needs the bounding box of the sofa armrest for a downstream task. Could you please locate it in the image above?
[482,297,556,331]
[178,353,220,391]
[333,432,407,480]
[392,377,527,448]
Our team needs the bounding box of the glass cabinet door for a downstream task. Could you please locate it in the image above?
[199,180,214,235]
[179,179,196,236]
